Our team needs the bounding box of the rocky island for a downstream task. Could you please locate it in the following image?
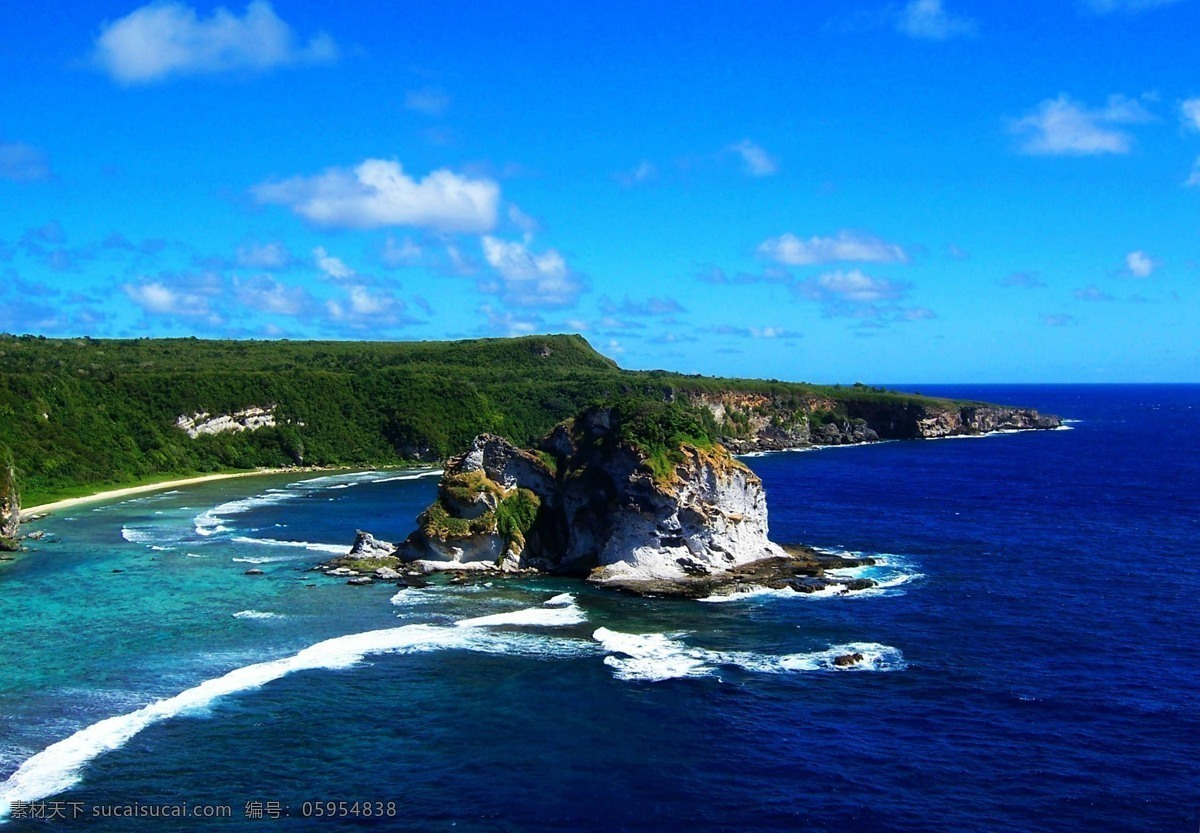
[318,399,1058,598]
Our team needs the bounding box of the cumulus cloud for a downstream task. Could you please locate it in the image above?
[797,269,909,304]
[896,0,977,39]
[233,274,311,315]
[480,236,585,307]
[92,1,337,85]
[0,142,52,182]
[1124,250,1158,278]
[758,230,909,266]
[405,87,450,116]
[381,235,422,267]
[312,246,354,280]
[236,240,292,269]
[123,278,213,316]
[1186,156,1200,188]
[254,159,500,233]
[1180,98,1200,131]
[1011,94,1152,156]
[728,140,778,177]
[479,304,543,337]
[615,161,657,187]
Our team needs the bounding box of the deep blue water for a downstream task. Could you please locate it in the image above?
[1,385,1197,831]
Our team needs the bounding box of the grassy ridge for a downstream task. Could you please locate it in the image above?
[0,332,958,505]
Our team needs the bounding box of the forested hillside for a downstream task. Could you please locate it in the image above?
[0,333,997,505]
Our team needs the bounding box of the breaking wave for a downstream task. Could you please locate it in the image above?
[592,627,906,682]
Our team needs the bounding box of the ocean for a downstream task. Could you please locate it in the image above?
[0,385,1196,831]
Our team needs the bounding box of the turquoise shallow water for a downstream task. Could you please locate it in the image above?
[1,385,1198,831]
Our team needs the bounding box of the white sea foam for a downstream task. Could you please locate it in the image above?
[230,556,289,565]
[389,587,439,605]
[119,527,153,544]
[544,593,575,607]
[232,610,285,620]
[592,628,906,682]
[231,536,347,555]
[592,628,713,681]
[148,545,173,552]
[372,469,444,483]
[455,602,586,629]
[0,606,591,818]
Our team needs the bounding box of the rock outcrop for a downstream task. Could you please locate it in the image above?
[175,406,277,439]
[328,406,852,596]
[0,451,19,552]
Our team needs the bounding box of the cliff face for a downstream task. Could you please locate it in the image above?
[0,455,19,552]
[688,390,1059,452]
[393,407,786,586]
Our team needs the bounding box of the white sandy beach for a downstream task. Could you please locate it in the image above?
[18,468,339,520]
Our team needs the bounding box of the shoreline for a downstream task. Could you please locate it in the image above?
[18,466,355,520]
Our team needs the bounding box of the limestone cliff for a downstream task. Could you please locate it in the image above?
[349,407,790,590]
[688,390,1059,452]
[0,451,19,552]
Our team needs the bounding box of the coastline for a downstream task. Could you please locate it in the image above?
[18,466,354,520]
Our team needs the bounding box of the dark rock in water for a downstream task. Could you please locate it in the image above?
[347,576,373,585]
[833,652,865,667]
[243,568,264,576]
[840,578,877,592]
[111,569,124,574]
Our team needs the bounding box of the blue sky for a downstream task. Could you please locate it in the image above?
[1,0,1198,382]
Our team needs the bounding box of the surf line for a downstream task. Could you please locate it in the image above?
[0,601,586,819]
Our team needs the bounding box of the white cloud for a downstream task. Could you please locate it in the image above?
[381,235,422,267]
[123,280,210,316]
[479,304,543,337]
[507,204,540,234]
[1011,94,1152,156]
[758,230,909,266]
[236,240,291,269]
[234,274,309,315]
[313,246,354,280]
[1083,0,1185,12]
[615,160,657,187]
[729,140,778,177]
[801,269,909,303]
[1180,97,1200,131]
[254,159,500,233]
[326,285,400,323]
[896,0,977,39]
[92,1,337,85]
[1186,156,1200,187]
[0,142,51,182]
[1124,250,1158,278]
[480,236,584,307]
[405,87,450,116]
